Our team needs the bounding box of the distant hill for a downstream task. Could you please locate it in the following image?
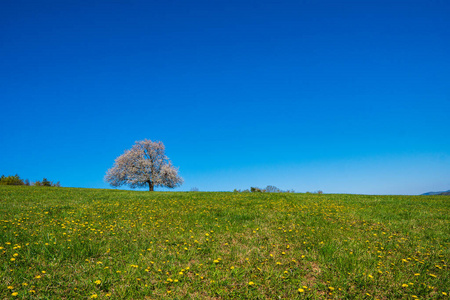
[422,190,450,195]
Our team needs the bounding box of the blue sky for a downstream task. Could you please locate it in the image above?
[1,0,449,194]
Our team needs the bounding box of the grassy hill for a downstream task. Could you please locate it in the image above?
[1,186,448,299]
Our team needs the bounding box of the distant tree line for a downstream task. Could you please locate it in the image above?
[0,174,60,187]
[306,190,323,194]
[233,185,295,193]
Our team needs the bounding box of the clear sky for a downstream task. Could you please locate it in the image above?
[1,0,449,195]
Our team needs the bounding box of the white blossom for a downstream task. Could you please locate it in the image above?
[105,139,183,191]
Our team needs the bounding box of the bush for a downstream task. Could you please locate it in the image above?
[33,178,61,187]
[0,174,25,185]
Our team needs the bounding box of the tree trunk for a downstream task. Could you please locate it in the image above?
[148,181,154,192]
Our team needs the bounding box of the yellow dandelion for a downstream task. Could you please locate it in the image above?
[402,284,408,288]
[90,294,98,299]
[94,280,101,285]
[298,288,305,293]
[7,286,14,289]
[12,292,18,296]
[248,281,255,286]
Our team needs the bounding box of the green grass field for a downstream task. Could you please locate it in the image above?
[1,186,448,299]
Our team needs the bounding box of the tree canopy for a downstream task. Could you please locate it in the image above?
[105,139,183,191]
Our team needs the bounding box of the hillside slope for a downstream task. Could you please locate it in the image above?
[1,186,448,299]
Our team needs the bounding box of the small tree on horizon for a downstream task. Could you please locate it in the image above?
[41,178,52,186]
[105,139,183,191]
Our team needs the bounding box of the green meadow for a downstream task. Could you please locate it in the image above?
[1,186,448,299]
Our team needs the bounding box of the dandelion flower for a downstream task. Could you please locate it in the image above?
[7,286,14,290]
[298,288,305,293]
[248,281,255,286]
[402,284,409,288]
[12,292,18,296]
[94,280,101,285]
[90,294,98,298]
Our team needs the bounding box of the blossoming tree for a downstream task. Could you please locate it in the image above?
[105,139,183,191]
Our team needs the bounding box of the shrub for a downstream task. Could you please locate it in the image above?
[33,178,61,187]
[0,174,25,185]
[251,187,263,193]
